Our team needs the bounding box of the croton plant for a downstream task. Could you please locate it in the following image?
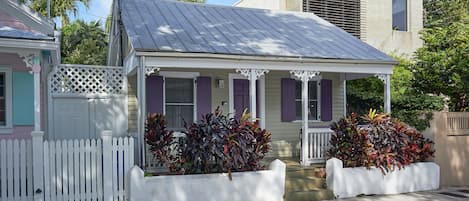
[327,109,435,174]
[145,108,272,177]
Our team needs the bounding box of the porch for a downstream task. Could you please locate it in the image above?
[125,55,394,167]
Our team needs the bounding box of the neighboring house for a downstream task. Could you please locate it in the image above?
[108,0,397,165]
[234,0,423,57]
[0,0,59,139]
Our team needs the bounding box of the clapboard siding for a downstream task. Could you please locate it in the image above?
[264,71,344,158]
[130,69,345,158]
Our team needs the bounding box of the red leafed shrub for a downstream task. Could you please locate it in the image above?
[327,109,435,174]
[145,108,272,176]
[145,114,178,171]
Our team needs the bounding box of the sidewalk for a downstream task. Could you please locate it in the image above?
[328,187,469,201]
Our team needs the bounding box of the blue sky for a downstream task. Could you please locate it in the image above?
[66,0,237,27]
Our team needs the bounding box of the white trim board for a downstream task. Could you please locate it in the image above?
[0,38,59,50]
[145,56,394,75]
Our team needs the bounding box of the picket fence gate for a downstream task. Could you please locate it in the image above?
[0,131,134,201]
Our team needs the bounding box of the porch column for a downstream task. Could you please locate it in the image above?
[236,69,269,122]
[376,74,391,113]
[32,56,41,131]
[136,56,148,167]
[291,70,320,166]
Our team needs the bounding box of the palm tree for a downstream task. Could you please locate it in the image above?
[24,0,90,26]
[61,20,108,65]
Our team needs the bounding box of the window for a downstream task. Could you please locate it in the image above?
[392,0,408,31]
[165,77,195,130]
[0,67,12,133]
[295,80,320,121]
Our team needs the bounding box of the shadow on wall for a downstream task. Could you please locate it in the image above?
[428,112,469,187]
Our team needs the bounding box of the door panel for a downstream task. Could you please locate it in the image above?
[233,79,249,118]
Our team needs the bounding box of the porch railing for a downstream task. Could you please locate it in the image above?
[447,112,469,136]
[303,128,334,164]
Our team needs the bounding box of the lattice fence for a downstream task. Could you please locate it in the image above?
[49,65,124,95]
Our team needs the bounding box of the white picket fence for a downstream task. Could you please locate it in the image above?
[0,131,134,201]
[304,128,333,164]
[0,139,34,201]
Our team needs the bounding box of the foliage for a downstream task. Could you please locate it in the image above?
[327,110,435,174]
[347,56,444,131]
[411,1,469,112]
[179,109,272,176]
[144,114,178,171]
[179,109,229,174]
[145,109,272,177]
[423,0,469,28]
[61,20,108,65]
[22,0,90,26]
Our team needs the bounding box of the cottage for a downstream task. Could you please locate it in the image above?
[0,0,59,139]
[107,0,397,165]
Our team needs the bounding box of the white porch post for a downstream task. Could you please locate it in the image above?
[236,69,268,122]
[377,74,391,113]
[32,56,41,131]
[137,56,146,167]
[291,70,320,166]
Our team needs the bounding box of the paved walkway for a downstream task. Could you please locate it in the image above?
[329,187,469,201]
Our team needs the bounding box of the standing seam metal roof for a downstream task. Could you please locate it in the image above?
[120,0,395,62]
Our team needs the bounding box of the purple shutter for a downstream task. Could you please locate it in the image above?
[281,78,296,122]
[321,79,333,121]
[197,76,212,120]
[146,76,164,114]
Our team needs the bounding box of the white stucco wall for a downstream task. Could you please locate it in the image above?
[326,158,440,198]
[363,0,423,57]
[127,160,286,201]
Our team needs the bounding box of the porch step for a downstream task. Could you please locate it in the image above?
[280,158,334,201]
[285,190,335,201]
[285,176,326,192]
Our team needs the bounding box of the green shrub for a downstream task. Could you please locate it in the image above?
[327,109,435,174]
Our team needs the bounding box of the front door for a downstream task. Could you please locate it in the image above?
[233,79,249,119]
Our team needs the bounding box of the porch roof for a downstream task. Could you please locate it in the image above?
[120,0,395,63]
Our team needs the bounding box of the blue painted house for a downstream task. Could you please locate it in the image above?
[107,0,397,165]
[0,0,59,139]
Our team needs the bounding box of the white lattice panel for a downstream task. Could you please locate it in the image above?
[50,65,124,95]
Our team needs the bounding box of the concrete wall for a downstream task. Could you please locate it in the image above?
[235,0,423,57]
[426,112,469,187]
[129,68,346,158]
[363,0,423,57]
[326,158,440,198]
[128,160,286,201]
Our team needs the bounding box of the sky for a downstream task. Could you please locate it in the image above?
[66,0,237,27]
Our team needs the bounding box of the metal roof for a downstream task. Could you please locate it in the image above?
[0,9,53,41]
[120,0,394,62]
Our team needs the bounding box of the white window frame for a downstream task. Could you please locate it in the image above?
[159,71,199,129]
[0,67,12,134]
[291,75,322,122]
